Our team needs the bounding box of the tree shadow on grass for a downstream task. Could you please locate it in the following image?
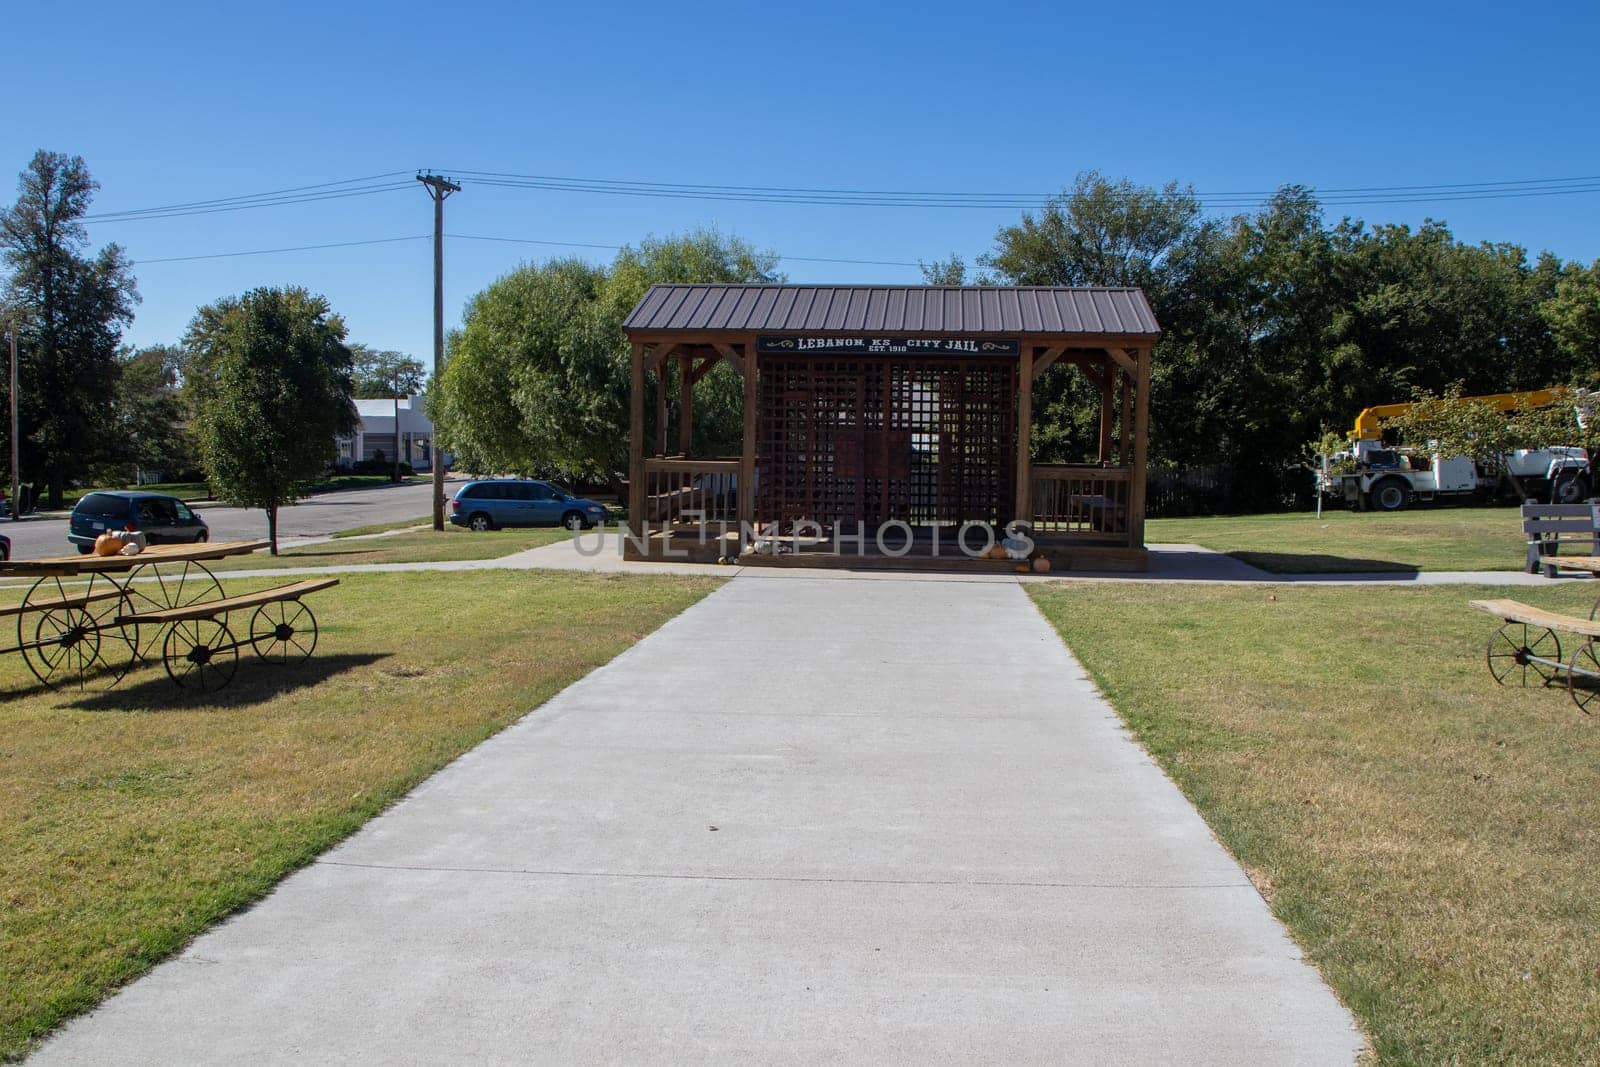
[1230,551,1421,576]
[58,652,392,712]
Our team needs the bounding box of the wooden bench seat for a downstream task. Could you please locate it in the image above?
[117,578,339,626]
[1469,598,1600,639]
[0,588,125,618]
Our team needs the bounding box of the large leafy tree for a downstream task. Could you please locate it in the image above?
[184,287,356,553]
[97,344,197,485]
[433,229,780,482]
[0,151,138,507]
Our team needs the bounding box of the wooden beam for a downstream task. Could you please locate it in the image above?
[1015,346,1033,524]
[643,342,677,375]
[1106,346,1136,375]
[739,344,757,533]
[628,342,645,536]
[713,342,746,378]
[1129,346,1151,549]
[1031,345,1066,381]
[687,353,721,385]
[678,353,694,455]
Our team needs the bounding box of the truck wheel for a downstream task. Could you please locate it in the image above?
[1371,478,1411,512]
[1551,472,1591,505]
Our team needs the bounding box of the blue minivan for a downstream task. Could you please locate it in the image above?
[69,491,209,553]
[449,480,608,532]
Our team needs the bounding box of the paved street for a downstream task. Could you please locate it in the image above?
[1,478,462,560]
[36,577,1362,1063]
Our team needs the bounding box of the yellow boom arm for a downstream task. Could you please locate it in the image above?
[1351,388,1569,441]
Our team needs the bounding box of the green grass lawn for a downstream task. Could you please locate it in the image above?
[0,569,717,1059]
[205,525,574,571]
[1030,581,1600,1063]
[1147,506,1528,573]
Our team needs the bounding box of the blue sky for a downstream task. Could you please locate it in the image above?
[7,0,1598,362]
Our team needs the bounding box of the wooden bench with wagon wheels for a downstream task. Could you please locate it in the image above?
[116,578,339,691]
[1471,598,1600,714]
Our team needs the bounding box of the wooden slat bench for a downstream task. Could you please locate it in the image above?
[1470,597,1600,714]
[118,578,339,691]
[1523,503,1600,576]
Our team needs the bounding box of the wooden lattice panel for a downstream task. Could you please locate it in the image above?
[758,357,1015,530]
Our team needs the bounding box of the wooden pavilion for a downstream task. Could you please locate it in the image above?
[622,284,1160,570]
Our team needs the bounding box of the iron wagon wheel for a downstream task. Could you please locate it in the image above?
[122,560,225,661]
[248,601,317,665]
[1567,640,1600,715]
[1486,623,1561,687]
[162,618,239,692]
[17,573,136,691]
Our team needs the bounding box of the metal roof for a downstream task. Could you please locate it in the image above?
[623,284,1160,338]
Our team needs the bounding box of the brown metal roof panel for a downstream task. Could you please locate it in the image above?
[650,286,691,329]
[846,289,872,331]
[746,286,781,329]
[864,288,890,331]
[626,285,667,329]
[723,286,761,329]
[1016,289,1043,332]
[768,286,799,329]
[697,286,734,329]
[885,288,908,331]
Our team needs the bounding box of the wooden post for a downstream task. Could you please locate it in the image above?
[1129,346,1151,548]
[629,341,645,537]
[739,344,758,534]
[1015,346,1033,525]
[678,352,694,455]
[1098,354,1114,464]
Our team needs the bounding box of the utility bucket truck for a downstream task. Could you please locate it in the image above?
[1318,388,1591,511]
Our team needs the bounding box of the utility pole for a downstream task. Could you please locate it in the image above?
[5,320,17,521]
[417,173,460,531]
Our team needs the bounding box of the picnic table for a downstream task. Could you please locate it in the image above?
[0,541,335,693]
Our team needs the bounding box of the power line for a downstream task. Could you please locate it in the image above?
[86,181,417,223]
[84,171,415,221]
[133,235,430,264]
[452,169,1600,210]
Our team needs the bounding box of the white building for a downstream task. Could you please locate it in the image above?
[336,395,442,470]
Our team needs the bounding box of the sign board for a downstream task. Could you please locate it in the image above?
[756,335,1020,357]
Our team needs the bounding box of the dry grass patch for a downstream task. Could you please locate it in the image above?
[0,569,718,1059]
[1029,580,1600,1063]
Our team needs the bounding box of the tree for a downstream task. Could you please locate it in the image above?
[184,287,356,553]
[97,344,197,485]
[0,151,138,507]
[432,228,780,483]
[349,344,426,482]
[1542,259,1600,380]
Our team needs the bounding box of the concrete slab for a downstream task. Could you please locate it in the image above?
[36,578,1362,1063]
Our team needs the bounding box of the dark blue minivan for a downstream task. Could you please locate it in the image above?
[448,480,608,531]
[69,491,209,553]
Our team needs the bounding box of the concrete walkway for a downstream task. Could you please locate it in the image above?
[37,578,1362,1063]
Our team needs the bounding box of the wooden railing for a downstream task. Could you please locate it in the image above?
[642,457,740,527]
[1031,465,1131,542]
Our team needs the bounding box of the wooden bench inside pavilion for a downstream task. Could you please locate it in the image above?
[622,284,1160,571]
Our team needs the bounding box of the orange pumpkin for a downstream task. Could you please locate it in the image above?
[988,545,1007,560]
[1014,563,1030,574]
[1032,557,1052,573]
[94,532,122,556]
